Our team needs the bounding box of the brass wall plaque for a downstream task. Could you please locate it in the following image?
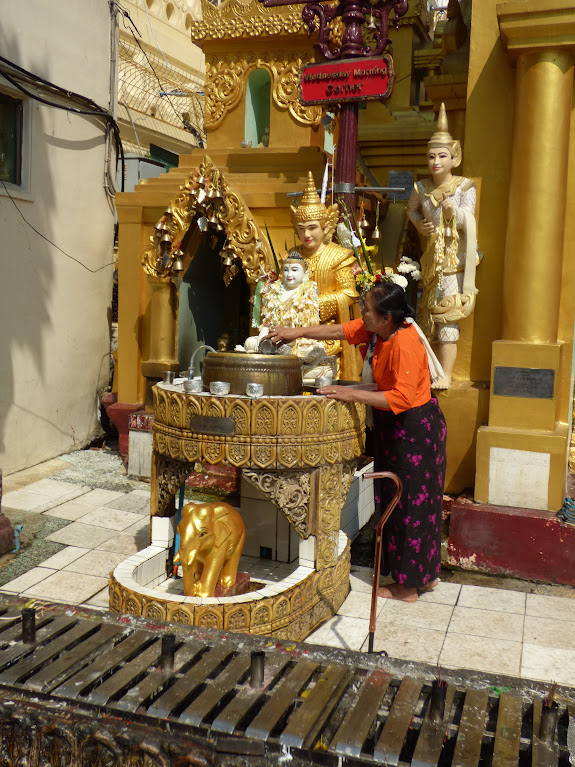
[190,415,236,436]
[493,367,555,399]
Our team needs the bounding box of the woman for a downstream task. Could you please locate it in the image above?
[266,282,446,602]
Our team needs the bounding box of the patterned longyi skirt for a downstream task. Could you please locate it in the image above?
[372,398,447,590]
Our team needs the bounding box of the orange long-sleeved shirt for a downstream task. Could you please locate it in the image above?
[343,319,431,414]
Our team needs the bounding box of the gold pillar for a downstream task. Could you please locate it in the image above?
[475,1,575,512]
[503,51,573,343]
[141,275,180,397]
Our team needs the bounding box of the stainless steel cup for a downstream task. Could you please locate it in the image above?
[246,383,264,398]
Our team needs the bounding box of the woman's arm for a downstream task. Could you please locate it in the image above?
[265,324,345,344]
[317,384,391,409]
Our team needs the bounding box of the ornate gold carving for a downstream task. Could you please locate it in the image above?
[315,465,343,570]
[153,455,190,516]
[191,0,306,42]
[243,469,311,537]
[152,389,365,470]
[204,54,322,130]
[142,156,269,286]
[110,541,350,640]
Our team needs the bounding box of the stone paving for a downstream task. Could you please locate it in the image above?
[2,458,575,687]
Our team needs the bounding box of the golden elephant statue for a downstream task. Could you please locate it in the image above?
[173,501,245,598]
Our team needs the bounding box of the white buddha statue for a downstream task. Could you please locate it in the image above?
[240,252,335,382]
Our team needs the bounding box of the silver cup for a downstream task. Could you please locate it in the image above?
[315,375,332,389]
[184,378,203,393]
[210,380,230,396]
[246,383,264,398]
[163,370,175,384]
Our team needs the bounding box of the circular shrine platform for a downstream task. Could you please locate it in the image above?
[110,385,365,640]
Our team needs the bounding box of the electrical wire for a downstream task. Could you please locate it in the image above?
[0,54,125,193]
[0,179,115,274]
[112,0,205,140]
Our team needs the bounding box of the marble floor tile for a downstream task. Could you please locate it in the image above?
[1,567,56,593]
[338,590,385,620]
[379,599,454,632]
[43,500,94,521]
[46,522,116,548]
[96,529,149,555]
[371,623,445,664]
[440,633,522,677]
[523,614,575,651]
[82,587,111,609]
[349,567,374,594]
[39,546,90,569]
[24,479,86,496]
[105,491,150,514]
[21,571,108,604]
[521,644,575,685]
[418,581,462,606]
[2,490,54,512]
[448,606,524,641]
[526,594,575,622]
[457,585,526,615]
[305,616,369,652]
[75,489,126,506]
[63,549,126,577]
[76,507,143,531]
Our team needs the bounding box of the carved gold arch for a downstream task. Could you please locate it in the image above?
[142,155,271,286]
[204,54,322,131]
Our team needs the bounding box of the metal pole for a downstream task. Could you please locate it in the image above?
[362,472,402,652]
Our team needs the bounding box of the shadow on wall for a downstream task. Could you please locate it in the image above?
[177,235,251,374]
[0,37,55,459]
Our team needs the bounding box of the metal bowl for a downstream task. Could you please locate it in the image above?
[202,352,302,396]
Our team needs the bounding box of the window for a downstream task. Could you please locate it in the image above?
[0,91,23,186]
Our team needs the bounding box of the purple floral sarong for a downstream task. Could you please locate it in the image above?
[372,397,446,589]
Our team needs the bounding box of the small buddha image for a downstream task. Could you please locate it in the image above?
[257,127,270,148]
[217,332,230,352]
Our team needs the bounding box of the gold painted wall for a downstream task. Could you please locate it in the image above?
[461,0,515,383]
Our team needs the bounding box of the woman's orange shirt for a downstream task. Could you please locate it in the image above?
[343,319,431,414]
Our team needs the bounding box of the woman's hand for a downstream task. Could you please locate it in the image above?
[317,384,357,402]
[441,199,456,220]
[416,218,435,237]
[264,326,301,345]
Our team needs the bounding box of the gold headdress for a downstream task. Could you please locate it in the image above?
[290,171,340,242]
[428,103,462,168]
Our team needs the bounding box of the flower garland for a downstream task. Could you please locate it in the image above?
[260,278,320,330]
[355,257,421,297]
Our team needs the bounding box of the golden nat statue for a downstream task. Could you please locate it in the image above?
[174,501,245,598]
[291,172,362,381]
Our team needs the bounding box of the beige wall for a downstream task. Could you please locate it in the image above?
[0,0,116,473]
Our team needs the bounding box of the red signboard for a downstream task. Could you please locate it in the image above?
[299,55,394,105]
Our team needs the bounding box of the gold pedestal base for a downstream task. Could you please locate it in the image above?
[435,381,490,494]
[475,422,567,512]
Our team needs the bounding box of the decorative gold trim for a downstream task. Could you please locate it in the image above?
[190,0,307,42]
[204,54,322,131]
[142,156,269,285]
[243,468,312,537]
[108,537,350,640]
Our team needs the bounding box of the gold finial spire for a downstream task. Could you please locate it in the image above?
[291,172,328,223]
[428,102,462,167]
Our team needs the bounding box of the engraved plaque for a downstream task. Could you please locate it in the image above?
[493,367,555,399]
[190,415,236,436]
[388,170,414,201]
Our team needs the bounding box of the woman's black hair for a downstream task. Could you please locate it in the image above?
[368,282,415,324]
